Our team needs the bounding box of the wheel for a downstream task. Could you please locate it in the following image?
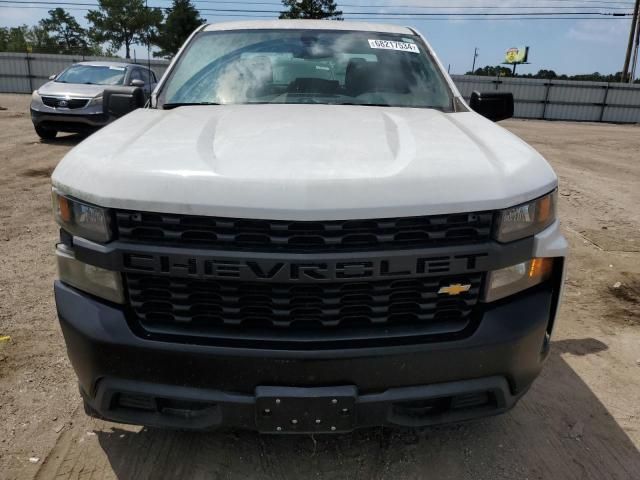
[34,124,57,140]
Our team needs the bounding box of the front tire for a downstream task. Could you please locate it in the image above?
[34,124,57,140]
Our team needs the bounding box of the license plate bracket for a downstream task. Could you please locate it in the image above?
[255,386,357,434]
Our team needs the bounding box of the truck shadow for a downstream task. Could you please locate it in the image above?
[88,338,638,480]
[39,133,88,146]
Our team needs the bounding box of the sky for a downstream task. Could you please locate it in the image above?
[0,0,637,76]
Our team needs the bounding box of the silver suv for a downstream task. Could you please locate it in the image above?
[30,61,157,139]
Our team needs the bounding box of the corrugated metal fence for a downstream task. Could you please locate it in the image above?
[1,52,639,123]
[0,52,170,94]
[452,74,640,123]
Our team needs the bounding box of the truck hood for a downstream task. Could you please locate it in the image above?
[52,104,557,220]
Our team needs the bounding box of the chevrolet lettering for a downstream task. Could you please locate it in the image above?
[118,252,491,280]
[51,20,567,434]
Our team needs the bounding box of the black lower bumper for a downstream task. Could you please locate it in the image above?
[55,281,553,432]
[31,108,109,131]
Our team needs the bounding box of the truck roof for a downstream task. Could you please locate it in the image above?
[202,19,415,35]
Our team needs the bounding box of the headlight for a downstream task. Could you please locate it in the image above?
[88,94,103,107]
[56,244,124,303]
[32,90,41,101]
[483,257,554,302]
[494,190,557,243]
[52,190,112,243]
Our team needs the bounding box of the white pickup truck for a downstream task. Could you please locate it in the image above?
[51,20,567,433]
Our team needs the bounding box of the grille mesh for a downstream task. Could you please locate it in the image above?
[115,211,494,252]
[41,96,90,109]
[126,273,483,340]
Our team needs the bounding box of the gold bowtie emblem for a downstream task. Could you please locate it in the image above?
[438,283,471,296]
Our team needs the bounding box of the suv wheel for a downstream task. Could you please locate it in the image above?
[34,125,57,140]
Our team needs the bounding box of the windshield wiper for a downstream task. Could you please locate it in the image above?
[163,102,221,110]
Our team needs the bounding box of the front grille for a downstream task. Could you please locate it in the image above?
[115,211,494,252]
[126,273,483,345]
[41,96,89,109]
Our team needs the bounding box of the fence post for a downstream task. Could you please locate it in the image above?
[541,81,552,120]
[25,52,33,93]
[599,83,610,122]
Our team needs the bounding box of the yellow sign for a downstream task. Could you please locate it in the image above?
[505,46,529,64]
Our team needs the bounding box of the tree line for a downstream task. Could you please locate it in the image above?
[0,0,204,58]
[0,0,341,58]
[466,65,638,83]
[4,0,629,82]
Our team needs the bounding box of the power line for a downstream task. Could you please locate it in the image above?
[0,0,634,16]
[155,0,637,7]
[1,0,636,8]
[347,15,631,19]
[0,4,633,20]
[138,0,640,4]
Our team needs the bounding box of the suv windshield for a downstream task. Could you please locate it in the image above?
[160,29,453,110]
[56,65,126,85]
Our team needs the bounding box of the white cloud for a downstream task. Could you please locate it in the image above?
[360,0,612,14]
[1,8,43,27]
[566,19,631,44]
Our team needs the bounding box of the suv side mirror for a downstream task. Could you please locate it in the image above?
[103,86,145,118]
[469,91,514,122]
[49,74,56,80]
[130,79,145,87]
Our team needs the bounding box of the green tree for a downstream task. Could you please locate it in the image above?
[535,69,558,79]
[86,0,163,59]
[0,25,57,53]
[39,8,91,54]
[279,0,343,20]
[0,28,8,51]
[0,26,29,52]
[25,25,57,53]
[153,0,204,59]
[467,65,512,77]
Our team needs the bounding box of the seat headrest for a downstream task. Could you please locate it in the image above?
[345,58,376,97]
[345,57,415,97]
[241,55,273,83]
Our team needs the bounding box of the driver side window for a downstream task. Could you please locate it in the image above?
[129,69,143,84]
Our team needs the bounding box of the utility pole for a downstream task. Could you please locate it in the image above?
[471,47,479,73]
[622,0,640,82]
[631,14,640,82]
[146,0,152,75]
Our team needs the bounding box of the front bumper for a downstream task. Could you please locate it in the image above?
[56,279,556,432]
[31,108,110,131]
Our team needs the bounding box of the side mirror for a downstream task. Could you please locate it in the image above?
[103,86,145,118]
[130,79,145,87]
[49,74,56,80]
[469,91,514,122]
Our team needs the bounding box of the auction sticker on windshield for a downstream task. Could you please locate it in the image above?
[368,39,419,53]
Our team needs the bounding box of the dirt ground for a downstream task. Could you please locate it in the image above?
[0,93,638,480]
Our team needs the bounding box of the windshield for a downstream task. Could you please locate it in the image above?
[56,65,127,85]
[160,29,453,110]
